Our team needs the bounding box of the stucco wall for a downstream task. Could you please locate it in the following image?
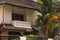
[23,9,42,24]
[0,5,3,24]
[3,5,41,24]
[4,5,12,24]
[12,6,26,21]
[12,7,36,23]
[31,10,42,24]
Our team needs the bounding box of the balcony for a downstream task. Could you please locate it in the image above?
[12,21,32,28]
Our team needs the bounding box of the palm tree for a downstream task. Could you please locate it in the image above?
[36,0,59,38]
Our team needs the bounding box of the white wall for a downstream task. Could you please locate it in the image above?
[0,5,3,24]
[32,10,42,23]
[25,9,42,24]
[26,9,42,24]
[12,6,26,21]
[25,9,34,22]
[3,5,41,24]
[13,6,26,15]
[4,5,12,24]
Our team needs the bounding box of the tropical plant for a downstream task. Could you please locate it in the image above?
[36,0,59,38]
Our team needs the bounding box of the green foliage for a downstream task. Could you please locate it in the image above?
[49,21,58,33]
[36,13,50,27]
[36,0,56,27]
[38,0,56,15]
[25,35,36,40]
[10,37,19,40]
[36,0,58,37]
[27,37,35,40]
[36,15,43,27]
[48,21,59,38]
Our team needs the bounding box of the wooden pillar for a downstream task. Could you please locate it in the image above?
[1,30,8,40]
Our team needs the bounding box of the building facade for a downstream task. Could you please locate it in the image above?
[0,0,41,40]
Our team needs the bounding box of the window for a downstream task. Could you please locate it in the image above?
[12,13,24,21]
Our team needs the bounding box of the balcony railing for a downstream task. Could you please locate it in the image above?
[12,21,32,28]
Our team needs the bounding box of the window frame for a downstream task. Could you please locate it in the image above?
[12,13,25,21]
